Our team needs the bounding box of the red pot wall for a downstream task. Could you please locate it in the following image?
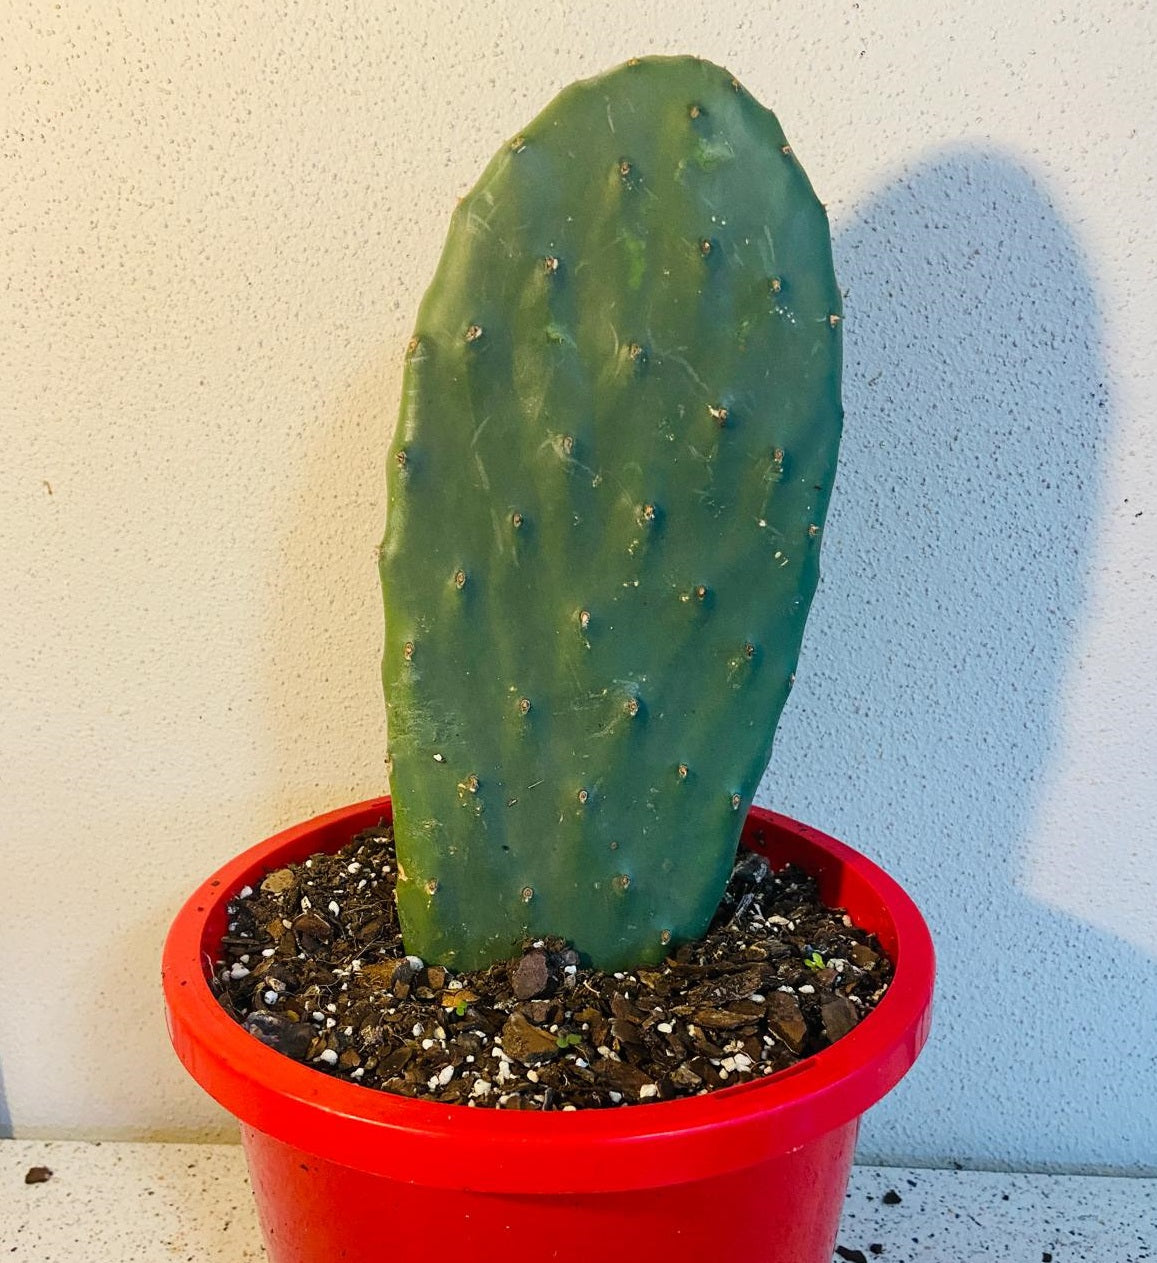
[163,797,934,1263]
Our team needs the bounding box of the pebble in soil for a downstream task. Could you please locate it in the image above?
[212,822,893,1111]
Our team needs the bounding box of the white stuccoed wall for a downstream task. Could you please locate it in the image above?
[2,1,1154,1171]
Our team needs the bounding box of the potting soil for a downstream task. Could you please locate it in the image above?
[213,822,893,1110]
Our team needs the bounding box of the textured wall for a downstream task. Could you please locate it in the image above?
[2,1,1154,1171]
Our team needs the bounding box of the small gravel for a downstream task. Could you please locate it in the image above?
[212,822,893,1110]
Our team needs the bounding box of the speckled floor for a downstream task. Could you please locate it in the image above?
[2,1139,1154,1262]
[833,1165,1155,1262]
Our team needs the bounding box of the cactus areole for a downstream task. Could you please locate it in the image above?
[381,56,843,971]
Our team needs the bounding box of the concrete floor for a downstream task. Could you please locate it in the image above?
[3,1139,1154,1262]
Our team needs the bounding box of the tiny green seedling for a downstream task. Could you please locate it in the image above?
[804,950,826,971]
[556,1032,583,1050]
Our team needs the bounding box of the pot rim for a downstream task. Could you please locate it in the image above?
[163,796,934,1193]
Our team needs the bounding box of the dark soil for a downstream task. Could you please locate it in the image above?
[212,821,893,1110]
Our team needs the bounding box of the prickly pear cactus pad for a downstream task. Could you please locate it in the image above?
[381,55,842,971]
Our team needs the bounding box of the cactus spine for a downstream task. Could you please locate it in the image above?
[381,55,843,971]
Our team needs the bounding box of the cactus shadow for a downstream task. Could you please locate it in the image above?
[763,145,1157,1173]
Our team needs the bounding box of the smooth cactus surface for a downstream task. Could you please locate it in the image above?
[381,55,842,970]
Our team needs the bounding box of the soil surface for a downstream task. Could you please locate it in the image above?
[213,821,893,1110]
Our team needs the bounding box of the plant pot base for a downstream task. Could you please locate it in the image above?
[243,1119,858,1263]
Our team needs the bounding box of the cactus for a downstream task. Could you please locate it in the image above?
[380,55,842,971]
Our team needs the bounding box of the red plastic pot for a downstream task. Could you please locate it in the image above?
[163,797,933,1263]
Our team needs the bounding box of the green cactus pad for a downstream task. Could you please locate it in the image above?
[381,55,842,970]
